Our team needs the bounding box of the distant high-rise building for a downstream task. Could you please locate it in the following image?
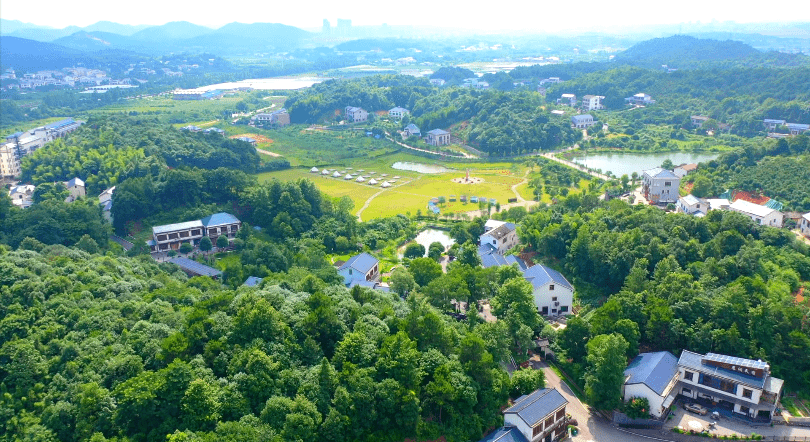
[322,19,331,35]
[337,18,352,36]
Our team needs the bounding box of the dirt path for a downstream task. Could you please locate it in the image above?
[255,148,281,157]
[355,176,421,222]
[540,151,612,181]
[385,134,477,159]
[510,168,532,203]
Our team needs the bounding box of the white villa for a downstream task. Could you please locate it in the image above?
[800,213,810,238]
[642,168,680,204]
[728,200,783,228]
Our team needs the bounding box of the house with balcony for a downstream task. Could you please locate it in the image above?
[557,93,576,106]
[787,123,810,135]
[426,129,450,146]
[642,168,680,204]
[691,116,710,128]
[251,109,290,127]
[201,212,241,245]
[402,123,421,139]
[149,220,205,252]
[581,95,605,111]
[479,388,568,442]
[480,221,518,255]
[625,93,655,105]
[623,351,680,418]
[338,252,380,286]
[571,114,596,129]
[345,106,368,123]
[677,351,783,422]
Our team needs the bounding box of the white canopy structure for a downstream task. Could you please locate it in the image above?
[332,171,342,177]
[356,177,366,183]
[344,174,353,180]
[381,181,392,188]
[368,178,378,185]
[310,167,319,173]
[322,169,330,175]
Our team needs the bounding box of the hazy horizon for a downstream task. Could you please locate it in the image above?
[3,0,810,35]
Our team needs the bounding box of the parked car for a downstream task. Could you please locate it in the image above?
[684,403,708,416]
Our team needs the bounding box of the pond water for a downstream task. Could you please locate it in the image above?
[405,229,456,258]
[567,151,720,177]
[194,77,324,92]
[392,162,454,174]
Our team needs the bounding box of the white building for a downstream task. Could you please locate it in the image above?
[480,388,568,442]
[677,351,783,421]
[673,164,698,178]
[480,222,518,255]
[523,265,574,316]
[64,177,86,203]
[426,129,450,146]
[571,114,596,129]
[642,168,680,204]
[581,95,605,111]
[388,107,410,119]
[623,351,680,418]
[728,200,783,228]
[626,93,655,105]
[9,184,35,209]
[799,213,810,238]
[402,123,421,139]
[677,195,707,216]
[0,144,21,178]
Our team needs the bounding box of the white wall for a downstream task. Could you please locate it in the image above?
[533,284,573,316]
[624,384,667,418]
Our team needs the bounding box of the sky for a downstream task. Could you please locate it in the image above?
[2,0,810,33]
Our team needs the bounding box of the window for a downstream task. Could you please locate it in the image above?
[684,371,694,381]
[665,181,672,186]
[552,297,558,301]
[742,388,753,399]
[560,306,569,312]
[682,388,692,395]
[739,405,750,415]
[533,425,542,437]
[549,284,555,291]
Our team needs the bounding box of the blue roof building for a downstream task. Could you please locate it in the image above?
[168,257,223,279]
[623,351,680,418]
[338,252,380,286]
[243,276,263,287]
[491,388,568,442]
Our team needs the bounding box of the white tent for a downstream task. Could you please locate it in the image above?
[344,174,353,180]
[356,177,366,183]
[310,167,319,173]
[332,171,342,177]
[322,169,330,175]
[381,181,392,188]
[368,178,378,185]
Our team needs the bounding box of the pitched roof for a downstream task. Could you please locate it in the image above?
[427,129,449,135]
[153,220,204,235]
[65,177,85,188]
[681,194,700,206]
[729,199,779,218]
[481,252,509,268]
[168,257,222,277]
[339,252,379,273]
[243,276,263,287]
[643,167,678,179]
[477,427,529,442]
[389,107,409,113]
[522,264,574,291]
[505,255,528,271]
[624,351,679,396]
[571,114,593,123]
[201,212,240,227]
[504,388,568,427]
[484,223,516,240]
[804,213,810,222]
[404,123,420,132]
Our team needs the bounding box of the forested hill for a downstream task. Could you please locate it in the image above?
[0,36,146,70]
[20,115,262,196]
[613,35,810,69]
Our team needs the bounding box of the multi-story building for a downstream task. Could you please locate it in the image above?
[479,388,568,442]
[147,212,242,253]
[800,213,810,238]
[581,95,605,111]
[625,93,655,105]
[571,114,596,129]
[677,351,783,421]
[426,129,450,146]
[623,351,680,418]
[763,119,786,130]
[642,167,680,204]
[251,109,290,127]
[338,252,380,286]
[0,144,21,178]
[388,107,410,119]
[345,106,368,123]
[64,177,86,203]
[558,93,576,106]
[480,221,518,255]
[200,213,241,245]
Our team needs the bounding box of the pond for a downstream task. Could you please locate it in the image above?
[392,162,454,174]
[567,151,720,177]
[403,229,456,258]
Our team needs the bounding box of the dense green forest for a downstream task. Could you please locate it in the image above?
[20,115,263,196]
[285,75,581,156]
[0,233,550,442]
[520,200,810,393]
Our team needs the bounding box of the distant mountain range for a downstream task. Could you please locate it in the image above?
[0,19,310,56]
